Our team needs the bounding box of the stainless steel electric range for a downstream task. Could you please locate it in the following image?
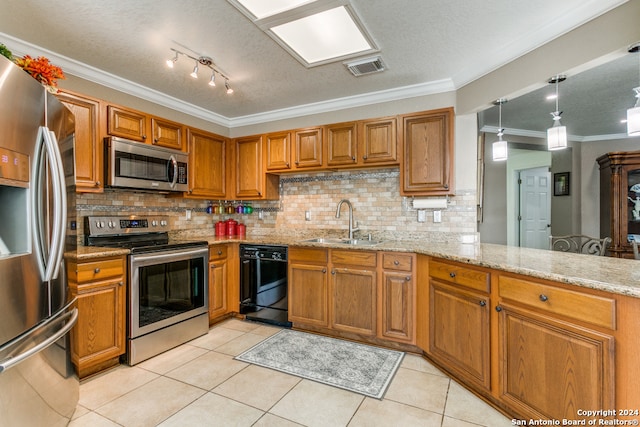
[84,215,209,365]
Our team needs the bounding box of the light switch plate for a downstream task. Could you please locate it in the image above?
[417,210,426,222]
[305,211,311,221]
[433,210,442,223]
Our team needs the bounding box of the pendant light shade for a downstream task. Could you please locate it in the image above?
[547,75,567,150]
[628,89,640,136]
[628,43,640,136]
[492,98,508,161]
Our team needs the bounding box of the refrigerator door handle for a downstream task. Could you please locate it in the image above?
[0,301,78,373]
[32,126,67,282]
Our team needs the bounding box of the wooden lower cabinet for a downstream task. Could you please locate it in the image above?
[288,247,329,327]
[497,302,615,420]
[330,250,377,336]
[68,255,126,378]
[209,244,228,322]
[427,259,491,390]
[379,252,415,344]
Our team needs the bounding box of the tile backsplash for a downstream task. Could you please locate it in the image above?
[77,168,477,242]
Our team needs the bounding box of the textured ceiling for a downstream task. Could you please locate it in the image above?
[0,0,631,133]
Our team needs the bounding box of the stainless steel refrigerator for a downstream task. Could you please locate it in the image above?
[0,55,78,425]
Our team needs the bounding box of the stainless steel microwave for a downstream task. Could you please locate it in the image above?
[106,137,188,192]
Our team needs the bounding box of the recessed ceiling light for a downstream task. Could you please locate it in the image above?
[228,0,378,67]
[235,0,310,19]
[271,6,373,65]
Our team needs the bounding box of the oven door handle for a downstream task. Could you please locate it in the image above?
[131,247,207,263]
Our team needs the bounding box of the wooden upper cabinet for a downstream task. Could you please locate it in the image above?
[107,105,184,150]
[56,90,103,192]
[265,131,292,171]
[400,107,454,195]
[325,122,358,167]
[294,127,323,169]
[186,128,226,199]
[359,116,397,165]
[107,105,147,142]
[234,135,279,200]
[151,118,184,150]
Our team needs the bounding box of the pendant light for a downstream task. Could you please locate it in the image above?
[547,75,568,150]
[492,98,508,161]
[627,42,640,136]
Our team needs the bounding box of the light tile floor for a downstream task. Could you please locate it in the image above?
[70,319,513,427]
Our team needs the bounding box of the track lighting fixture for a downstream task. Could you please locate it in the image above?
[165,47,233,94]
[627,42,640,136]
[166,51,178,68]
[547,75,568,151]
[190,61,199,78]
[492,99,508,161]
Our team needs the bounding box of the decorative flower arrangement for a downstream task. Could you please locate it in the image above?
[13,55,65,91]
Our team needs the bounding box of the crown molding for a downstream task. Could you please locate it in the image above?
[2,32,455,129]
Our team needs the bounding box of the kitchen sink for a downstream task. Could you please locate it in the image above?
[300,238,384,246]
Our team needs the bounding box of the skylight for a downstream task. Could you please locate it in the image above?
[228,0,378,67]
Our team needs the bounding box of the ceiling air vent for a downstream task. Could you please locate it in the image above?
[345,56,386,77]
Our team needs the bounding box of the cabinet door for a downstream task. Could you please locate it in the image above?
[71,278,126,373]
[235,135,264,198]
[498,303,615,421]
[294,127,323,169]
[265,132,292,171]
[57,91,103,192]
[400,108,454,195]
[380,271,414,343]
[359,117,397,165]
[429,279,491,390]
[288,262,329,327]
[187,129,226,199]
[152,118,183,150]
[209,257,228,321]
[331,267,376,336]
[326,122,357,167]
[107,105,147,142]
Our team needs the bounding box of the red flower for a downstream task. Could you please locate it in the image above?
[14,55,65,87]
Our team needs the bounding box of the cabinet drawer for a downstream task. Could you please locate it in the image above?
[331,249,377,268]
[209,245,227,260]
[382,253,413,271]
[289,247,328,264]
[499,275,616,330]
[76,258,124,283]
[429,259,489,293]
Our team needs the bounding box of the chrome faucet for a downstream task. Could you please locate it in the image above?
[335,199,359,240]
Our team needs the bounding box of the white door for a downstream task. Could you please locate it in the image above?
[519,167,551,249]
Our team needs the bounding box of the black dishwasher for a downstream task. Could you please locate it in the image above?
[239,245,291,327]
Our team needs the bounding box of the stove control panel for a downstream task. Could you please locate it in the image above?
[85,215,171,236]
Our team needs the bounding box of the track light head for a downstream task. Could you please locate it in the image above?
[166,51,178,68]
[225,80,234,94]
[190,61,199,78]
[208,73,216,87]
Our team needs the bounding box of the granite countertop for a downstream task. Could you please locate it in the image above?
[74,231,640,299]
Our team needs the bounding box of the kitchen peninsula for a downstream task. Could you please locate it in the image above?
[73,231,640,423]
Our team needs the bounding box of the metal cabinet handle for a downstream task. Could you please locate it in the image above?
[363,155,368,160]
[444,184,449,190]
[405,276,411,281]
[394,260,400,265]
[210,264,215,268]
[142,135,147,140]
[322,268,327,273]
[331,270,336,275]
[94,268,100,274]
[539,294,549,302]
[95,181,101,186]
[286,162,290,167]
[118,281,124,286]
[479,300,486,307]
[449,272,456,278]
[495,306,502,312]
[217,250,222,255]
[352,156,356,161]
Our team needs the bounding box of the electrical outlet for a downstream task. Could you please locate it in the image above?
[258,210,264,220]
[185,209,192,220]
[305,211,311,221]
[417,210,426,222]
[433,210,442,223]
